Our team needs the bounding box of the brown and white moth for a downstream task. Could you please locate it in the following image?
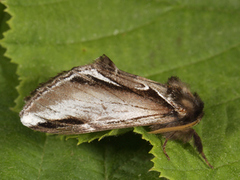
[20,55,213,168]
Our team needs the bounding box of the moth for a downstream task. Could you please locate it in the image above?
[20,55,213,168]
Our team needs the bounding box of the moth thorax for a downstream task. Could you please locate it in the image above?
[181,99,194,110]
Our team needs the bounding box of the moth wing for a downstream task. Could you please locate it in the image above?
[20,56,175,134]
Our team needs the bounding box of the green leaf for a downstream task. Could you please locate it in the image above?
[65,128,133,145]
[1,0,240,179]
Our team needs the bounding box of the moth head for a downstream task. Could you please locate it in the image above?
[167,76,204,123]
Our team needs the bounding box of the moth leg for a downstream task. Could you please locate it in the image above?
[193,131,214,169]
[162,132,176,160]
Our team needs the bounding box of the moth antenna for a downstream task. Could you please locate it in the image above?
[193,131,214,169]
